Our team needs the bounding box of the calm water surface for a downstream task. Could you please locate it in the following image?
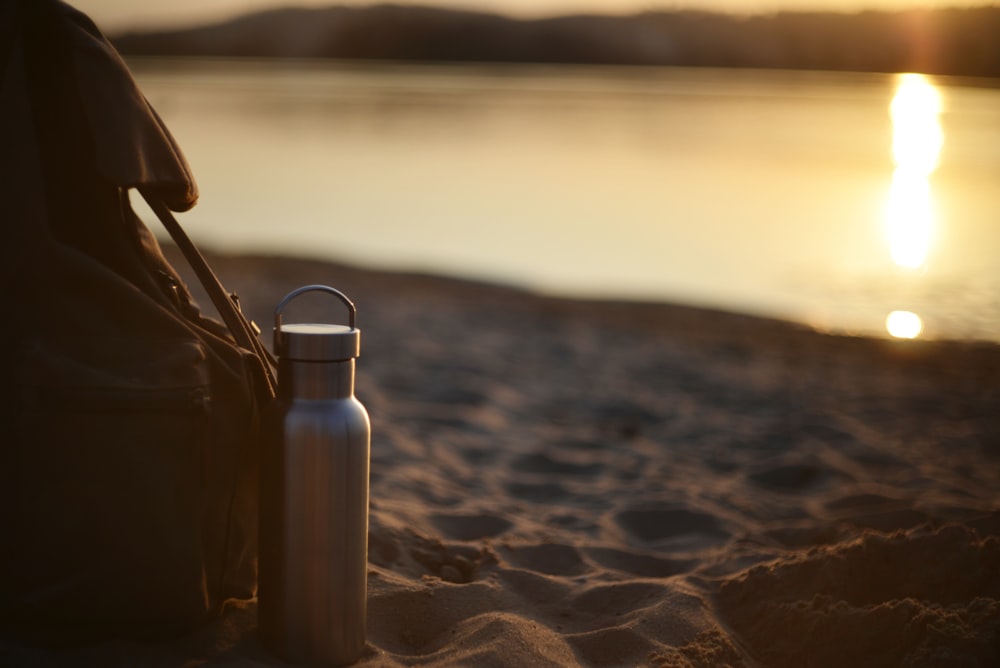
[130,59,1000,342]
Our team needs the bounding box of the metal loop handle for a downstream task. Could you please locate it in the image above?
[274,285,357,336]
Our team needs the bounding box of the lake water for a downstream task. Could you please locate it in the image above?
[129,58,1000,342]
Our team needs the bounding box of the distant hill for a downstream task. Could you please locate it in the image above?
[111,4,1000,78]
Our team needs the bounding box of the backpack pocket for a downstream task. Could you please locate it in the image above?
[6,344,214,638]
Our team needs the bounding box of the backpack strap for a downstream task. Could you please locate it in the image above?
[139,188,278,399]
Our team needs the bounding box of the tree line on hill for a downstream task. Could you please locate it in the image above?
[111,4,1000,79]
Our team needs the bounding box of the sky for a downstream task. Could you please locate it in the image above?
[76,0,986,32]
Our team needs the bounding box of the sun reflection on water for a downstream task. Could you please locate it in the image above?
[886,73,942,270]
[883,73,943,339]
[890,74,943,175]
[886,310,924,339]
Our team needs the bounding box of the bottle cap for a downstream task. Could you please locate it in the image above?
[273,286,360,362]
[276,323,360,362]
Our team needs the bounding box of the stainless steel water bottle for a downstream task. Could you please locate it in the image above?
[259,285,370,666]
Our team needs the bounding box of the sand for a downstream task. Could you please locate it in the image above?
[5,248,999,667]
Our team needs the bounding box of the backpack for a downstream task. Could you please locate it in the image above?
[1,0,277,642]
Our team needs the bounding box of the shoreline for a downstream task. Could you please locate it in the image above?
[182,245,1000,362]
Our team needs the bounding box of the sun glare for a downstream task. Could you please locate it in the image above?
[886,169,932,269]
[890,74,943,174]
[885,73,942,270]
[886,310,923,339]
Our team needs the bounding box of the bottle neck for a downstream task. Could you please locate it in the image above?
[278,358,355,400]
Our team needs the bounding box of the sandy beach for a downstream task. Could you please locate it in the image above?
[7,248,999,667]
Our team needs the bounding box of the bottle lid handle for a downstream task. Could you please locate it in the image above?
[274,285,357,349]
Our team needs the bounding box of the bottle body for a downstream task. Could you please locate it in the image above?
[259,358,370,666]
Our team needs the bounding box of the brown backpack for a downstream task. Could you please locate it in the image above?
[1,0,276,642]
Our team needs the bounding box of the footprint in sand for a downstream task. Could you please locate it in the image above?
[571,580,671,617]
[501,543,589,576]
[824,492,899,510]
[511,452,603,477]
[505,451,606,504]
[748,462,853,493]
[505,480,571,503]
[615,507,729,545]
[584,546,694,578]
[430,512,512,541]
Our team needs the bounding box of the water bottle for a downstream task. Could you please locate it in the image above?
[258,285,370,666]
